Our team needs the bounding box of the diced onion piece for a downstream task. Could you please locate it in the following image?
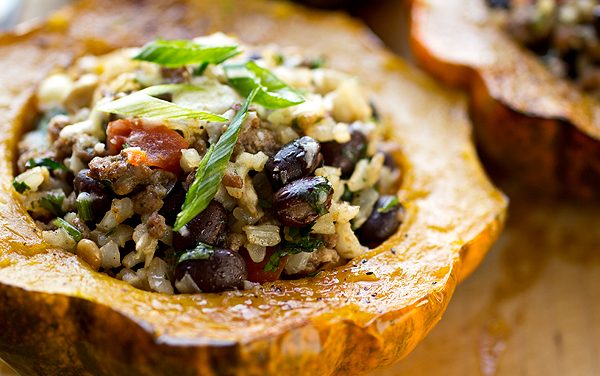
[180,148,202,173]
[14,167,49,193]
[100,240,121,269]
[175,272,202,294]
[37,73,73,110]
[243,224,281,247]
[329,79,372,123]
[246,243,267,263]
[335,221,366,259]
[147,257,174,295]
[43,228,77,252]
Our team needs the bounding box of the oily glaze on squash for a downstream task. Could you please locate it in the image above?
[0,0,507,375]
[410,0,600,199]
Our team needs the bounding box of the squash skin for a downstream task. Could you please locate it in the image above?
[0,0,507,375]
[410,0,600,199]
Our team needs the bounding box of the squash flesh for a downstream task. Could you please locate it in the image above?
[0,0,507,375]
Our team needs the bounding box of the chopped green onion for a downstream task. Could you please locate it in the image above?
[98,92,226,122]
[12,180,29,194]
[378,196,400,214]
[53,218,83,242]
[39,192,65,216]
[25,158,67,172]
[133,39,240,68]
[177,242,215,264]
[173,88,259,231]
[193,62,209,76]
[76,192,93,221]
[225,61,304,109]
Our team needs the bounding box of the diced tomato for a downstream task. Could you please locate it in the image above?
[107,119,189,173]
[240,247,288,283]
[124,148,148,166]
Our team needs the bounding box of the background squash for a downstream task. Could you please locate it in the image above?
[0,0,507,375]
[410,0,600,199]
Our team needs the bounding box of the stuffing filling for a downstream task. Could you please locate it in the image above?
[489,0,600,97]
[14,33,404,294]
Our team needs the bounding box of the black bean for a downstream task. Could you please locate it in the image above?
[175,248,247,293]
[265,136,323,186]
[159,184,186,225]
[382,151,398,171]
[357,196,404,247]
[173,200,228,251]
[321,130,367,178]
[594,5,600,36]
[273,176,333,227]
[73,169,112,220]
[486,0,510,9]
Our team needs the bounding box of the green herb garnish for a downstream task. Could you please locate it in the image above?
[305,177,333,216]
[377,196,400,214]
[25,158,67,172]
[133,39,240,68]
[177,242,215,264]
[76,192,93,222]
[264,226,324,272]
[98,91,226,122]
[173,88,259,231]
[307,56,325,69]
[53,218,83,242]
[341,185,354,202]
[225,61,304,109]
[12,180,29,194]
[39,192,65,216]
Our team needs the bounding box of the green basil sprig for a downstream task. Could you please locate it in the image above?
[98,91,226,122]
[225,61,304,109]
[133,39,240,68]
[173,88,259,231]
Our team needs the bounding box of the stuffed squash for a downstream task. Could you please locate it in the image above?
[411,0,600,198]
[12,33,405,294]
[0,0,507,375]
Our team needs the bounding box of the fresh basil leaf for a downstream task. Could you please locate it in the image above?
[98,92,226,122]
[177,242,215,264]
[25,158,67,172]
[53,218,83,242]
[225,61,304,109]
[12,180,29,194]
[377,196,400,214]
[173,88,259,231]
[133,39,240,68]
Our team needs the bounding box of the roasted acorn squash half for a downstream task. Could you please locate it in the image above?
[0,0,507,375]
[411,0,600,198]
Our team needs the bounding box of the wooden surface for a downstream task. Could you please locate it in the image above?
[1,1,599,375]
